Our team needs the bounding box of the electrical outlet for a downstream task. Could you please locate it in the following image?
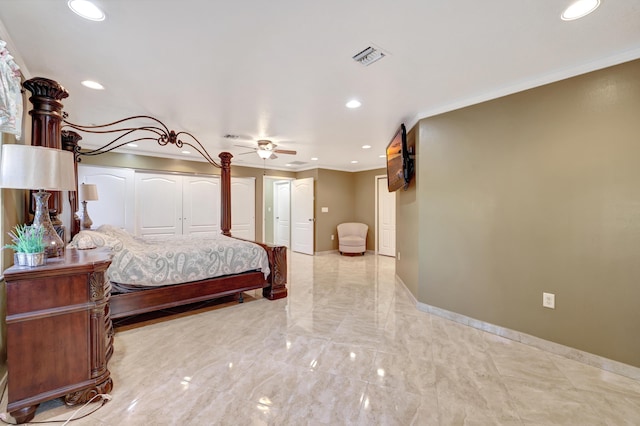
[331,234,334,240]
[543,292,555,309]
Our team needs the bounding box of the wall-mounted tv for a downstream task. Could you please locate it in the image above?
[386,123,414,191]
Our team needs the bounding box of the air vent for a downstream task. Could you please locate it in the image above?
[287,161,307,165]
[223,134,240,139]
[352,46,385,66]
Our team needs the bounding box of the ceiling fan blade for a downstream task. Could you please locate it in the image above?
[270,153,278,159]
[238,150,256,156]
[234,143,256,150]
[274,149,297,155]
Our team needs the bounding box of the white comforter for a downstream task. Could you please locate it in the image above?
[68,225,270,287]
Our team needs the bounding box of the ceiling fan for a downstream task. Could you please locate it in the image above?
[235,139,297,160]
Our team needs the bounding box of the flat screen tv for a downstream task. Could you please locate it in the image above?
[386,123,413,191]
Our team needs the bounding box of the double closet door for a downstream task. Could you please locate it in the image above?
[135,173,220,237]
[78,166,255,239]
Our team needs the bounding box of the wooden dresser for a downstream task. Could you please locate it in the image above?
[3,248,114,424]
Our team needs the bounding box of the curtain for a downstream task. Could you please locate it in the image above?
[0,39,22,139]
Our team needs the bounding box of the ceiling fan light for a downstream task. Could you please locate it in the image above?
[257,150,272,159]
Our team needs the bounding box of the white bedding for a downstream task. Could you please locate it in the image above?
[68,225,270,287]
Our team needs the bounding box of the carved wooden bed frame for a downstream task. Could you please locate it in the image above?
[23,77,287,319]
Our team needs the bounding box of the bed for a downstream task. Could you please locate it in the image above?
[24,77,287,320]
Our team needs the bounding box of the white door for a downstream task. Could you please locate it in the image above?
[135,173,182,237]
[231,177,256,240]
[274,180,290,247]
[291,177,314,255]
[183,176,220,236]
[78,165,135,233]
[377,177,396,256]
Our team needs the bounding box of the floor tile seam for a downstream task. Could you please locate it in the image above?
[280,368,370,411]
[426,311,445,425]
[545,353,640,397]
[470,343,530,425]
[499,376,609,421]
[432,378,527,425]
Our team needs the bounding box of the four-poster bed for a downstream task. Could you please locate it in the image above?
[51,78,288,315]
[3,77,287,423]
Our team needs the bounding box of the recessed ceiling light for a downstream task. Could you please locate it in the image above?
[181,150,191,154]
[127,143,138,148]
[346,100,361,109]
[311,157,318,161]
[286,164,292,167]
[81,80,105,90]
[561,0,600,20]
[68,0,106,21]
[362,145,371,149]
[351,160,358,164]
[379,154,386,158]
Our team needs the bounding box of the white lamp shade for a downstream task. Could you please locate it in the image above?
[79,183,99,201]
[0,144,76,191]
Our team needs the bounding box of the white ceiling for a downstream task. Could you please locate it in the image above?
[1,0,640,171]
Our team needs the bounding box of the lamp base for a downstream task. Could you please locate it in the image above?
[32,190,65,258]
[81,200,93,230]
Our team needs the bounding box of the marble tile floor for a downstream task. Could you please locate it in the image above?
[2,252,640,425]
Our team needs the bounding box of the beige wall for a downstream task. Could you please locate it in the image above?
[314,169,355,252]
[1,87,31,387]
[407,59,640,367]
[354,168,387,250]
[396,126,419,296]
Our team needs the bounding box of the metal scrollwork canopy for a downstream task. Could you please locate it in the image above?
[62,115,221,168]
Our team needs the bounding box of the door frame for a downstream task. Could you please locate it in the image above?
[374,174,394,255]
[262,176,294,244]
[273,179,291,247]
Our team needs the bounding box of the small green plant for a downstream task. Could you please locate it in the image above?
[4,224,46,253]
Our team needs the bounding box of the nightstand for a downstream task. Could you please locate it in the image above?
[3,248,114,424]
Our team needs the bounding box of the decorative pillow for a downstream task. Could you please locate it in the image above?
[67,230,125,252]
[96,224,136,243]
[72,234,98,250]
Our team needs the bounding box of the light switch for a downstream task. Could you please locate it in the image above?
[321,207,329,213]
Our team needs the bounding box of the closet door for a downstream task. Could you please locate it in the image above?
[78,165,135,233]
[182,175,220,236]
[231,177,255,240]
[135,173,182,237]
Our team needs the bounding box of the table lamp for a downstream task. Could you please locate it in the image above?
[79,183,99,230]
[0,144,76,258]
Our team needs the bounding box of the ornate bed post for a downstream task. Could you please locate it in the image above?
[219,152,233,237]
[262,245,288,300]
[22,78,70,220]
[62,130,83,237]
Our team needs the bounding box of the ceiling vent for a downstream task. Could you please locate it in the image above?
[352,46,385,66]
[223,134,240,139]
[287,161,307,165]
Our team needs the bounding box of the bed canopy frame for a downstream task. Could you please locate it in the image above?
[22,76,287,306]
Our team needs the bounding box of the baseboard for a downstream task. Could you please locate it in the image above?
[395,274,640,381]
[314,249,339,255]
[314,249,376,255]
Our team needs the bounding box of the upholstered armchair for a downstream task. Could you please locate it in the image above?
[337,222,368,255]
